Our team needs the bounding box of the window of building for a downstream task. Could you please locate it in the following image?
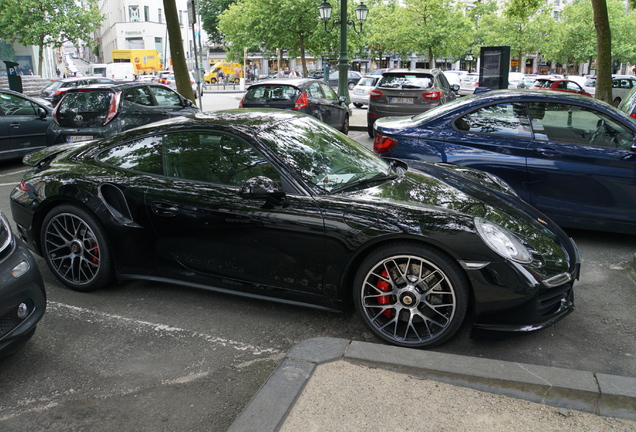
[158,8,162,23]
[178,10,183,26]
[144,6,150,22]
[129,5,140,22]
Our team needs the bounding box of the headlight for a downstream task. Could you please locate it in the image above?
[475,217,532,263]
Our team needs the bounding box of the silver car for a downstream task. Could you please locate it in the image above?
[351,75,379,108]
[367,68,458,137]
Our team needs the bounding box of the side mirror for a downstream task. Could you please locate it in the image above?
[338,96,347,104]
[37,107,48,120]
[239,176,286,207]
[631,137,636,152]
[184,99,193,107]
[451,84,460,92]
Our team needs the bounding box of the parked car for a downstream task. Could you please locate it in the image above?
[157,71,200,98]
[351,75,380,108]
[50,82,200,143]
[327,70,362,90]
[239,78,350,134]
[583,75,636,106]
[0,209,46,358]
[368,68,458,137]
[368,68,389,75]
[0,89,57,161]
[531,78,592,97]
[443,71,461,95]
[517,75,538,89]
[373,90,636,234]
[617,84,636,119]
[40,76,115,106]
[508,72,525,88]
[459,73,480,95]
[10,109,578,349]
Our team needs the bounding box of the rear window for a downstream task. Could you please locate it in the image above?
[43,81,63,91]
[357,77,379,87]
[377,74,434,89]
[55,91,114,127]
[534,80,553,88]
[244,85,300,102]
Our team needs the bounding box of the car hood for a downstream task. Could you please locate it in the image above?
[339,162,573,275]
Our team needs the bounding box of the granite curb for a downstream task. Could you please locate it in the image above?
[228,337,636,431]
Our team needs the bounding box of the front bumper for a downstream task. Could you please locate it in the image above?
[0,237,46,357]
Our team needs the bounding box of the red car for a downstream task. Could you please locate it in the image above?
[531,79,592,97]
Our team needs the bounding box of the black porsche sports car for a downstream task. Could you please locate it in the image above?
[10,110,579,348]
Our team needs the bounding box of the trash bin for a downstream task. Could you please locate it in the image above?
[4,61,22,93]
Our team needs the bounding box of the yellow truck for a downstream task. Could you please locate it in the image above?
[205,61,242,83]
[111,50,162,75]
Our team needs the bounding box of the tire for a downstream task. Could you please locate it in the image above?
[211,78,217,84]
[613,97,621,107]
[353,242,469,348]
[348,82,356,90]
[353,103,363,108]
[340,115,349,135]
[40,204,114,292]
[367,122,374,138]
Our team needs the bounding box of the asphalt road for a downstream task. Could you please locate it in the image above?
[0,94,635,431]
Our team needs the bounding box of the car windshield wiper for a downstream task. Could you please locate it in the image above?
[331,174,398,194]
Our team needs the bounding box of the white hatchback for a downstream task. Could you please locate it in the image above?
[351,75,380,108]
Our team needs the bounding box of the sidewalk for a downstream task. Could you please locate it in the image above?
[229,338,636,431]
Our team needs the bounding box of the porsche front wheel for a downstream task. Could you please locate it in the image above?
[354,243,469,348]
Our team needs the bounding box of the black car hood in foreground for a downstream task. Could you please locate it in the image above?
[337,161,573,278]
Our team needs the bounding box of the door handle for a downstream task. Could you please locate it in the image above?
[534,147,562,157]
[151,201,178,217]
[9,122,21,129]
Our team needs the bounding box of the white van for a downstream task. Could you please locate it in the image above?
[106,63,136,81]
[90,63,107,77]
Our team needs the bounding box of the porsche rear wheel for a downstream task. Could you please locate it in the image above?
[41,204,113,292]
[354,243,469,348]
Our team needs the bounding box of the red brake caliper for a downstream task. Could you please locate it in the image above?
[376,270,393,318]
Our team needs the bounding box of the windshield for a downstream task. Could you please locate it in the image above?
[378,74,434,89]
[260,116,393,193]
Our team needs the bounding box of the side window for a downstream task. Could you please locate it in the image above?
[149,86,182,106]
[454,103,531,137]
[123,86,153,106]
[99,136,163,174]
[162,132,281,186]
[307,82,324,99]
[437,73,450,91]
[319,83,338,101]
[530,103,634,149]
[0,93,38,116]
[566,82,580,91]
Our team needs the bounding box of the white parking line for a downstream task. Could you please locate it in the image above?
[47,301,281,356]
[0,168,28,178]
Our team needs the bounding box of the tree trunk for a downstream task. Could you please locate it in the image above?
[163,0,196,104]
[591,0,612,103]
[38,37,45,77]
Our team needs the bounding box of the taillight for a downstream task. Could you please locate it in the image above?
[373,134,398,154]
[18,180,31,191]
[423,91,442,100]
[631,113,636,120]
[238,95,245,108]
[370,89,383,98]
[473,82,479,87]
[294,91,309,110]
[103,91,121,125]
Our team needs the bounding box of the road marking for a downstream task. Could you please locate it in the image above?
[0,182,18,187]
[0,168,28,178]
[47,301,281,355]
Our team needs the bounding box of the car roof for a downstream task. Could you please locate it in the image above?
[382,68,440,75]
[62,82,157,93]
[249,78,322,86]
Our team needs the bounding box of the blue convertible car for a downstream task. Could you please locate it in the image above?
[373,90,636,234]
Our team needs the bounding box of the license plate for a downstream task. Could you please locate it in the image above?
[66,135,93,143]
[354,89,365,94]
[389,97,414,104]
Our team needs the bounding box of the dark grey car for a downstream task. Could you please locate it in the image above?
[367,68,458,137]
[50,82,200,143]
[0,89,56,161]
[40,76,114,106]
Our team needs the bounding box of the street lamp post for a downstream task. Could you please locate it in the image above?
[465,53,474,73]
[318,1,369,104]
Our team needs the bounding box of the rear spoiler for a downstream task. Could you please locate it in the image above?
[22,142,86,167]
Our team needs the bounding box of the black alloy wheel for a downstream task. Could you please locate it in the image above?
[354,242,469,348]
[41,204,114,292]
[348,82,356,90]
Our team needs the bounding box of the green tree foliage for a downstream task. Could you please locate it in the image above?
[218,0,335,76]
[0,0,103,75]
[199,0,237,45]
